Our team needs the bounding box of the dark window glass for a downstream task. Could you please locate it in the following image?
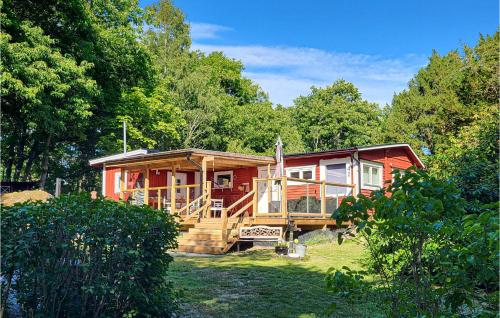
[303,170,313,179]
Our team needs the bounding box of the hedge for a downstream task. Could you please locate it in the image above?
[1,194,179,317]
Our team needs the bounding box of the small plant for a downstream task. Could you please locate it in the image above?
[275,241,289,248]
[275,241,289,255]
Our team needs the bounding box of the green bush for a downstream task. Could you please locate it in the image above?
[329,168,499,317]
[1,194,179,317]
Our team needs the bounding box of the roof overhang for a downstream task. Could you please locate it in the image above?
[89,148,276,171]
[89,149,148,167]
[285,143,425,168]
[357,143,425,168]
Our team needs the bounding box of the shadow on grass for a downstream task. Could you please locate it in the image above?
[168,249,383,318]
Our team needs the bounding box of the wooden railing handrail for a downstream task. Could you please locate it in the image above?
[253,176,354,188]
[230,200,253,219]
[177,193,206,215]
[226,190,255,211]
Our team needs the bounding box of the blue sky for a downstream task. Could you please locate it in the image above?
[140,0,498,106]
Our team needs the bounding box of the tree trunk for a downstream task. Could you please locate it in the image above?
[39,135,52,189]
[22,141,41,182]
[3,140,15,181]
[13,131,27,181]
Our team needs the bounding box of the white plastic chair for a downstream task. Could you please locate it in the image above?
[211,199,223,218]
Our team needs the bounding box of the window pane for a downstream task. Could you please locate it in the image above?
[362,166,370,185]
[372,167,380,186]
[302,170,313,179]
[290,171,300,178]
[217,174,231,187]
[326,164,346,195]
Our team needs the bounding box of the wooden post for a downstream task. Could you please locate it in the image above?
[267,164,272,212]
[321,181,326,218]
[170,166,176,214]
[205,181,211,218]
[144,167,150,206]
[281,176,287,218]
[186,185,190,214]
[119,168,125,200]
[201,158,207,202]
[221,208,228,241]
[252,178,258,217]
[157,189,161,210]
[55,178,62,197]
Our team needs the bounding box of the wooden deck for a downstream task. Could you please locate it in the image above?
[121,176,353,254]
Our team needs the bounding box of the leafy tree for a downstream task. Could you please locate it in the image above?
[1,21,97,188]
[381,32,498,156]
[99,87,186,151]
[291,80,381,151]
[1,0,155,191]
[428,105,498,207]
[223,103,305,155]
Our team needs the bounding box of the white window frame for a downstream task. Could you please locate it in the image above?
[213,170,233,189]
[361,160,383,190]
[285,165,316,185]
[319,157,352,196]
[114,170,128,194]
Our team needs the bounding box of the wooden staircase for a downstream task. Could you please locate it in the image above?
[177,218,249,254]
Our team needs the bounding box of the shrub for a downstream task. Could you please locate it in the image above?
[1,194,179,317]
[329,168,499,317]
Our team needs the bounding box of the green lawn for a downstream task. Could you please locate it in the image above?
[168,241,382,317]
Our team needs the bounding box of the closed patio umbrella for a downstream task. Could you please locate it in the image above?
[275,136,284,178]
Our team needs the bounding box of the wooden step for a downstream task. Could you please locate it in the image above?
[181,233,223,240]
[177,244,225,254]
[178,238,226,247]
[188,228,223,235]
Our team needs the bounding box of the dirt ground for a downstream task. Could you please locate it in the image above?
[1,190,52,206]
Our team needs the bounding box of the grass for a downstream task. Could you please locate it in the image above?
[168,240,383,317]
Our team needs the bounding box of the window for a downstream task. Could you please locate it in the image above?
[361,161,383,190]
[392,167,406,182]
[114,171,128,193]
[214,171,233,189]
[326,163,347,196]
[286,165,316,185]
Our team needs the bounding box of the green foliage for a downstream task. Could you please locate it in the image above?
[291,80,381,151]
[1,194,179,317]
[381,32,498,156]
[427,105,499,207]
[100,87,186,151]
[331,169,499,317]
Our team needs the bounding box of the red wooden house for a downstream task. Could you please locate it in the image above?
[90,143,424,254]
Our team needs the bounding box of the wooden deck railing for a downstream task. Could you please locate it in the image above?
[121,182,211,217]
[252,176,355,218]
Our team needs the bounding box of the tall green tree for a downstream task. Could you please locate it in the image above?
[1,21,97,188]
[291,80,381,151]
[381,32,499,156]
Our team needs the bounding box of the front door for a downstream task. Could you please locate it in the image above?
[167,172,188,202]
[257,166,280,213]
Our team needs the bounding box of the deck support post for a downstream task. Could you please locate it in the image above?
[252,178,258,217]
[170,166,176,215]
[281,176,287,218]
[144,166,149,206]
[221,207,228,241]
[119,168,125,200]
[321,181,326,218]
[267,164,271,212]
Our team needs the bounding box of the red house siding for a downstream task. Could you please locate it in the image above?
[208,167,258,214]
[102,146,421,214]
